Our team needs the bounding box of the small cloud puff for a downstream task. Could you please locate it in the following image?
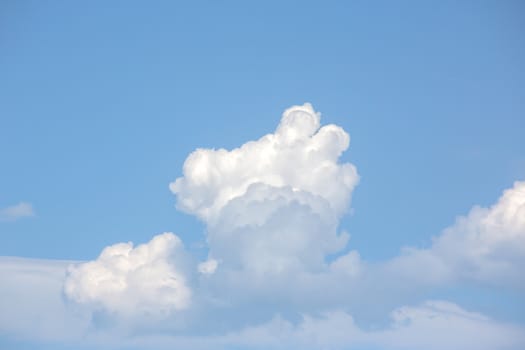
[0,202,34,222]
[63,233,191,316]
[198,258,218,275]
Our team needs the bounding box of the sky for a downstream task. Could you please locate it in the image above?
[1,1,524,349]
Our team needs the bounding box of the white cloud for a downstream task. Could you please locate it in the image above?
[170,103,358,280]
[434,180,525,285]
[388,180,525,289]
[198,258,218,275]
[170,103,359,223]
[380,300,525,350]
[63,232,192,317]
[0,202,34,221]
[206,184,349,276]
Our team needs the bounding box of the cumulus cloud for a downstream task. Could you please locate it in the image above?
[434,180,525,285]
[64,233,192,317]
[170,103,359,222]
[63,104,525,323]
[61,103,360,325]
[0,202,34,222]
[388,180,525,289]
[171,104,358,278]
[206,185,350,276]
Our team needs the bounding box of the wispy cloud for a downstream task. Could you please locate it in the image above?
[0,202,34,222]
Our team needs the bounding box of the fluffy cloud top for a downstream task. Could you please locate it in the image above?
[435,180,525,276]
[389,181,525,289]
[170,103,359,223]
[63,233,191,316]
[170,104,358,276]
[0,202,34,222]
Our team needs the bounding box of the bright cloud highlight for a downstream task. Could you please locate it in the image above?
[64,232,192,316]
[170,103,359,222]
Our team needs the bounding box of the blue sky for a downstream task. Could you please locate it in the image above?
[1,1,524,349]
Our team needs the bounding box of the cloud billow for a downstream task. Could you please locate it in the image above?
[170,103,359,222]
[54,103,525,348]
[64,233,192,318]
[394,180,525,288]
[64,103,361,320]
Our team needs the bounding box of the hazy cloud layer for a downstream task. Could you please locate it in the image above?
[210,301,525,350]
[2,259,524,350]
[0,257,89,341]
